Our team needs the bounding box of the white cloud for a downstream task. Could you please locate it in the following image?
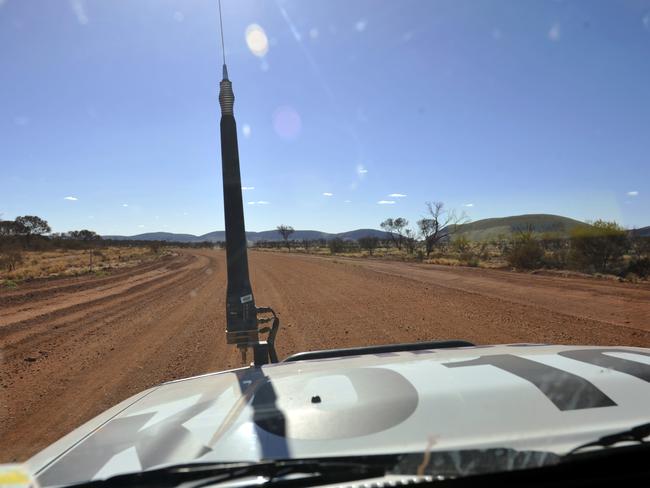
[388,193,407,198]
[356,165,368,177]
[548,22,560,41]
[63,196,78,201]
[248,201,270,205]
[344,199,352,203]
[355,19,367,32]
[377,200,396,205]
[323,192,333,197]
[242,186,255,191]
[464,203,474,207]
[242,124,251,138]
[138,224,145,228]
[14,116,30,126]
[627,191,639,197]
[70,0,89,25]
[122,203,128,207]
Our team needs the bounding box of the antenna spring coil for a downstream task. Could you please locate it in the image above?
[219,79,235,115]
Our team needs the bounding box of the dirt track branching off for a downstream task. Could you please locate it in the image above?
[1,249,649,462]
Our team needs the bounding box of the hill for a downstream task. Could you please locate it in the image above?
[451,214,590,241]
[103,232,201,242]
[103,228,392,243]
[630,226,650,238]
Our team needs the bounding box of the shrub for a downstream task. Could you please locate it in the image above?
[570,220,628,273]
[627,257,650,279]
[506,232,544,269]
[358,236,379,256]
[148,242,162,254]
[0,248,24,272]
[452,235,470,254]
[328,238,345,255]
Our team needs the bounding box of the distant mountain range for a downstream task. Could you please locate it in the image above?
[103,215,648,243]
[103,228,391,243]
[630,226,650,237]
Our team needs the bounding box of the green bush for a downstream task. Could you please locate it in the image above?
[506,232,544,269]
[452,235,470,254]
[570,220,628,273]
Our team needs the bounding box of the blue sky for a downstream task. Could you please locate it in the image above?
[1,0,649,235]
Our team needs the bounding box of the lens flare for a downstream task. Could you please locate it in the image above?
[273,106,301,140]
[245,24,269,57]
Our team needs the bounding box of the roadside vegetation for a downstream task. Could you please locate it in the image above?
[0,216,219,284]
[256,203,650,282]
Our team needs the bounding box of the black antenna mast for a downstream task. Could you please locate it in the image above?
[218,0,278,366]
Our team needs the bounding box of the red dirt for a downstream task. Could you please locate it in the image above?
[1,249,649,462]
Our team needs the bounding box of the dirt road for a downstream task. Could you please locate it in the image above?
[2,249,649,461]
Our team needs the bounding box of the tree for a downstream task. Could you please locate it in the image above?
[0,220,27,237]
[15,216,51,236]
[570,220,628,273]
[380,217,409,250]
[418,202,468,257]
[276,225,295,251]
[66,229,101,270]
[358,236,379,256]
[65,229,99,242]
[403,228,418,254]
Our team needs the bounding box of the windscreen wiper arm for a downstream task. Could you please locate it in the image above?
[567,422,650,455]
[68,459,390,488]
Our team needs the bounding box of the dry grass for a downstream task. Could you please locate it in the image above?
[0,247,167,282]
[254,246,499,267]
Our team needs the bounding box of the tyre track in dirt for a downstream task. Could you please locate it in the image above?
[0,254,205,351]
[0,257,180,308]
[1,250,238,462]
[0,254,195,329]
[2,249,650,462]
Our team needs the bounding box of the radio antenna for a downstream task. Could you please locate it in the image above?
[218,0,226,67]
[217,0,279,366]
